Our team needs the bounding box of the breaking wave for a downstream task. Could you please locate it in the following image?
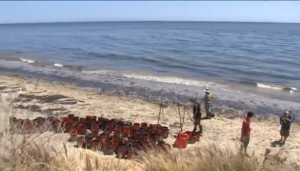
[239,81,298,92]
[20,58,34,64]
[82,70,219,88]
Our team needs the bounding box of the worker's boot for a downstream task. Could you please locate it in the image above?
[192,126,197,133]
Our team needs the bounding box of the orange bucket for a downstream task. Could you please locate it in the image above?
[176,132,189,149]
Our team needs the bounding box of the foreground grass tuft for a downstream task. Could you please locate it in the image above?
[136,144,259,171]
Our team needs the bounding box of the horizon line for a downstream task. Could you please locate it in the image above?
[1,20,300,25]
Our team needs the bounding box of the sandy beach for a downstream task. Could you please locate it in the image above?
[1,73,300,169]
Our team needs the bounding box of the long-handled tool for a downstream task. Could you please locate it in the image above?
[157,98,164,124]
[177,103,182,130]
[162,101,165,121]
[185,108,194,123]
[181,105,186,131]
[186,93,198,123]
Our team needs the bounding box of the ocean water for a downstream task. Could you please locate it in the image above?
[0,22,299,118]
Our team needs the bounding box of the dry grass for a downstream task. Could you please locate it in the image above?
[136,145,260,171]
[0,141,141,171]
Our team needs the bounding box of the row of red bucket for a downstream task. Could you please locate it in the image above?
[11,115,171,159]
[66,115,172,159]
[11,114,200,158]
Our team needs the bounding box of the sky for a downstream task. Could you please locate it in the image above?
[0,1,300,24]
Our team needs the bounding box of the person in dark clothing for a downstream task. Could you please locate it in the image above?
[192,101,202,134]
[279,110,293,144]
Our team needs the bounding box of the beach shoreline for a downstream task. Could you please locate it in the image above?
[1,73,300,167]
[1,60,300,121]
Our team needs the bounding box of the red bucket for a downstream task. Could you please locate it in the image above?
[64,124,72,133]
[114,125,122,137]
[79,118,86,123]
[86,115,92,119]
[132,123,140,131]
[78,125,87,135]
[73,122,82,130]
[91,138,100,151]
[91,116,97,121]
[117,145,128,159]
[68,114,74,119]
[91,129,99,138]
[141,122,148,129]
[162,127,169,139]
[149,124,157,132]
[127,148,134,159]
[62,117,69,124]
[99,133,108,147]
[77,136,86,148]
[185,131,193,143]
[69,130,78,141]
[176,132,189,149]
[122,125,131,137]
[104,123,114,134]
[70,129,78,136]
[91,123,99,129]
[73,117,79,122]
[140,133,150,142]
[113,137,123,151]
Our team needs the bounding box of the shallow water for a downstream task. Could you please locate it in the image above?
[0,22,299,118]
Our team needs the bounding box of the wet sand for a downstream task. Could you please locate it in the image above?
[1,73,300,167]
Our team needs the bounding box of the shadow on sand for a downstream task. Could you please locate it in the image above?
[271,140,284,147]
